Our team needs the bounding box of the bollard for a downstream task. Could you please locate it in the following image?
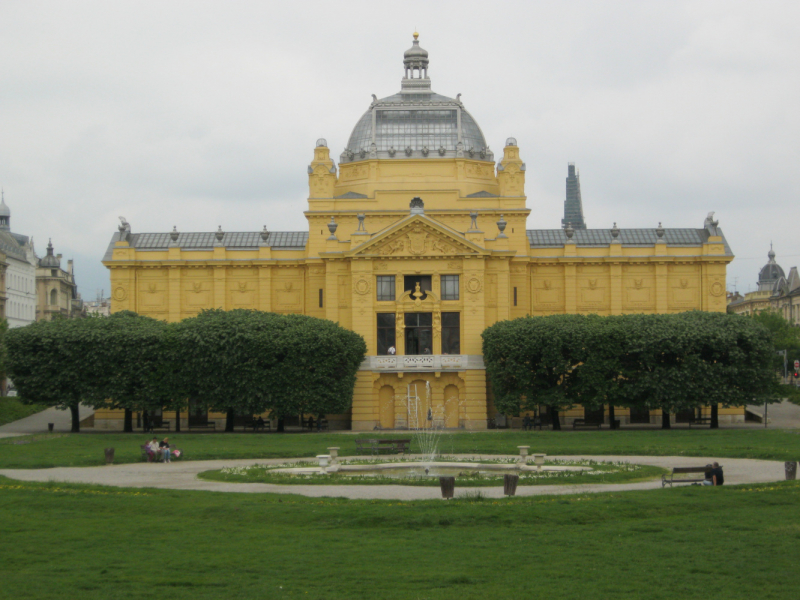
[47,423,54,433]
[503,474,519,496]
[439,476,455,499]
[104,448,115,465]
[785,461,797,480]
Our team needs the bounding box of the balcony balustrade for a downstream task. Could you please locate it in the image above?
[360,354,484,372]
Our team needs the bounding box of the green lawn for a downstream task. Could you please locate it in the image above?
[0,397,48,426]
[2,428,800,469]
[1,475,798,599]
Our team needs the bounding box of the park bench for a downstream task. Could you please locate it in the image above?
[662,466,712,487]
[355,439,411,455]
[140,445,184,463]
[188,421,216,431]
[572,418,603,430]
[689,417,712,427]
[242,418,271,432]
[303,418,329,431]
[152,421,171,432]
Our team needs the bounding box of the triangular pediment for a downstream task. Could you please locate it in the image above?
[348,214,487,257]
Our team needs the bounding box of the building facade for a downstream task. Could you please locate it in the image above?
[35,240,83,320]
[101,35,736,430]
[728,247,800,325]
[0,194,38,329]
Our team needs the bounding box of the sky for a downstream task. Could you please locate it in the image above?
[1,0,798,299]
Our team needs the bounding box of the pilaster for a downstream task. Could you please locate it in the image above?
[168,266,181,322]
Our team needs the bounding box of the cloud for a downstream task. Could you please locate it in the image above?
[0,0,798,297]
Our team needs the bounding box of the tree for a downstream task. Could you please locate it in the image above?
[750,310,800,368]
[168,310,366,431]
[483,315,587,430]
[483,311,779,431]
[81,311,172,433]
[5,318,97,431]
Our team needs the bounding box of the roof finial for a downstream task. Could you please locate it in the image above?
[413,29,418,40]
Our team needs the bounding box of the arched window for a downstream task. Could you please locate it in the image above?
[50,289,58,305]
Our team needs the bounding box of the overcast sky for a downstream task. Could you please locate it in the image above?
[1,0,798,299]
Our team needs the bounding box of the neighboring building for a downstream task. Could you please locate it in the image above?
[101,34,736,431]
[562,163,586,230]
[770,267,800,325]
[0,193,38,329]
[0,249,7,320]
[85,296,111,317]
[35,240,83,320]
[728,246,789,317]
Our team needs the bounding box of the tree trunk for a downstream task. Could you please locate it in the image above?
[123,409,133,433]
[608,405,616,429]
[225,408,235,432]
[661,409,671,429]
[550,407,561,431]
[277,417,285,433]
[710,404,719,429]
[175,409,181,433]
[70,404,80,433]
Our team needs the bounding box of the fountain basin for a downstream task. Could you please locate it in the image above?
[271,461,590,479]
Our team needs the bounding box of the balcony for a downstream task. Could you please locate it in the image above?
[360,355,485,372]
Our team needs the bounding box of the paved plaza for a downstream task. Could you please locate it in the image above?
[0,454,787,500]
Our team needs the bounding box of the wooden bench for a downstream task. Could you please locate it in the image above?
[303,418,329,431]
[355,439,411,455]
[140,445,184,463]
[662,466,711,487]
[689,417,712,427]
[152,421,171,432]
[188,421,216,431]
[573,418,603,429]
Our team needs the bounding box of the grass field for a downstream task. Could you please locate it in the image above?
[1,475,799,599]
[0,397,48,426]
[2,428,800,469]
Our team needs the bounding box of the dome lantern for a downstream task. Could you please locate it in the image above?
[340,34,492,164]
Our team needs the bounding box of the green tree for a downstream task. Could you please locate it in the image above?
[168,310,366,432]
[5,318,96,431]
[483,315,587,430]
[750,310,800,369]
[81,311,172,433]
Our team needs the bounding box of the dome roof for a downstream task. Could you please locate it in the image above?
[758,246,784,291]
[40,239,60,268]
[341,34,492,164]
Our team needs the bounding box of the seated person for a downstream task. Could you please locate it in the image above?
[159,437,171,463]
[522,415,532,431]
[703,462,724,486]
[146,437,159,462]
[256,416,265,429]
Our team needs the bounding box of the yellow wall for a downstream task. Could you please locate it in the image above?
[103,141,734,430]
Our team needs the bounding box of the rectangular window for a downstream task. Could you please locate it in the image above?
[441,312,460,354]
[377,313,396,355]
[513,287,517,306]
[376,276,396,302]
[318,289,323,308]
[405,312,432,355]
[441,275,459,301]
[404,275,431,300]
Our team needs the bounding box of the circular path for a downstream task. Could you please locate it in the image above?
[0,454,787,500]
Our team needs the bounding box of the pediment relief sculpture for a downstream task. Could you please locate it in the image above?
[370,224,474,257]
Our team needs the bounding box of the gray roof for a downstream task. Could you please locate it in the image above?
[526,227,734,256]
[103,231,308,262]
[0,231,28,260]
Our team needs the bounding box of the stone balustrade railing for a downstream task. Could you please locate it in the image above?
[359,355,485,372]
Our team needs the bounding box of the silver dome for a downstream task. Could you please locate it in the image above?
[341,35,492,164]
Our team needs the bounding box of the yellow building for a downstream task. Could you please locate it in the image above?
[101,34,736,431]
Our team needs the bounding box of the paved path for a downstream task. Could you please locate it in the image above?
[0,404,94,435]
[0,454,787,500]
[748,400,800,428]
